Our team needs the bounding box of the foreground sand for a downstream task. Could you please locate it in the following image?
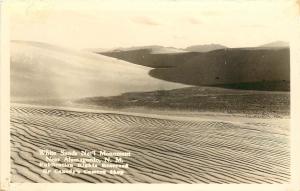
[10,104,290,183]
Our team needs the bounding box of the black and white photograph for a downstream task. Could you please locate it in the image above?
[1,0,300,189]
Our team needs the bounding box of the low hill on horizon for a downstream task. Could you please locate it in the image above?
[185,44,227,52]
[259,41,289,48]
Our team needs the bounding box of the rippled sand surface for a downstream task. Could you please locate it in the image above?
[10,105,290,183]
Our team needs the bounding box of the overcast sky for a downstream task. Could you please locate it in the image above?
[7,0,298,49]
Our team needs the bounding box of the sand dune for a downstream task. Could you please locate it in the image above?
[11,104,290,183]
[10,41,290,184]
[11,41,187,102]
[100,47,290,91]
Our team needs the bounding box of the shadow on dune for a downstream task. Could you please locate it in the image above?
[148,48,290,91]
[101,48,290,92]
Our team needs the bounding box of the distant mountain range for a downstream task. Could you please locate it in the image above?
[94,41,289,54]
[110,44,229,53]
[112,45,189,54]
[185,44,228,52]
[98,44,227,54]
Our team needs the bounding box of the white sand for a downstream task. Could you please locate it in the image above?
[11,41,188,101]
[10,104,290,183]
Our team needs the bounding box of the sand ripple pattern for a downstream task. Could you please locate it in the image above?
[10,105,290,183]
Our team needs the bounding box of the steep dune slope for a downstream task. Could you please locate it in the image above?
[11,41,187,102]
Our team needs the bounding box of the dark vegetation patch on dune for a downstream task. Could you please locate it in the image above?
[77,86,290,117]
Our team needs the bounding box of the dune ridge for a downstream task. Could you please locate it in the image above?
[11,41,187,101]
